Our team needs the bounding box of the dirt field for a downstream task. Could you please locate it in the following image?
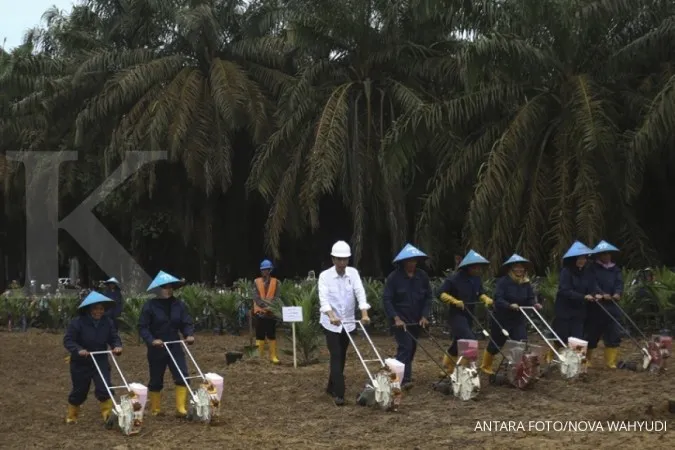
[1,329,673,449]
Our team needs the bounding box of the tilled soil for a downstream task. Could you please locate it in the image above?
[0,329,673,449]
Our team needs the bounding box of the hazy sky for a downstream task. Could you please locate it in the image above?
[1,0,76,50]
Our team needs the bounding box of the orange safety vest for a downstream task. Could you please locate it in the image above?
[253,277,278,314]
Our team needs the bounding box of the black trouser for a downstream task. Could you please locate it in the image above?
[255,315,277,340]
[324,328,350,398]
[68,359,111,405]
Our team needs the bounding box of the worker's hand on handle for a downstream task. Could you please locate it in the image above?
[328,311,341,326]
[612,293,621,301]
[534,303,543,311]
[603,294,612,300]
[419,317,429,328]
[584,295,596,302]
[360,311,370,325]
[78,349,89,357]
[152,339,164,347]
[509,303,520,310]
[394,316,406,330]
[480,295,494,307]
[112,347,123,355]
[185,336,195,345]
[440,293,464,310]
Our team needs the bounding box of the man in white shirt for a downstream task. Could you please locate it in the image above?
[318,240,371,406]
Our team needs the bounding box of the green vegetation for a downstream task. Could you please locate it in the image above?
[3,268,672,364]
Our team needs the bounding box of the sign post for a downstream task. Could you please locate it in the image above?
[282,306,303,368]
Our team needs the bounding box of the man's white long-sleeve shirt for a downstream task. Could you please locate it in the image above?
[318,266,370,333]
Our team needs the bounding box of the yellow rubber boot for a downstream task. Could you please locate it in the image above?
[175,385,188,417]
[604,347,618,369]
[268,339,280,364]
[65,404,79,424]
[585,349,593,368]
[256,339,265,357]
[480,350,495,375]
[439,355,456,377]
[149,391,162,416]
[100,399,114,422]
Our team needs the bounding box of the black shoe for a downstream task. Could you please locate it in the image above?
[333,396,345,406]
[402,382,414,391]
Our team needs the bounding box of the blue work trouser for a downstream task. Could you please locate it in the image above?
[147,344,188,392]
[68,357,111,405]
[447,314,476,356]
[487,320,527,354]
[584,312,621,349]
[552,316,584,347]
[393,325,420,384]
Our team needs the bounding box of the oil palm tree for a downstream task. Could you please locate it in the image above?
[67,0,287,195]
[247,0,478,266]
[411,0,675,270]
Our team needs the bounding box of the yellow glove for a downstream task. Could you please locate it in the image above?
[480,295,494,307]
[64,355,71,364]
[440,293,464,310]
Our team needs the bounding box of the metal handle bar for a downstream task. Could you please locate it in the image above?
[163,340,205,401]
[89,350,131,411]
[594,301,650,358]
[519,306,566,361]
[462,307,510,361]
[340,320,385,383]
[484,310,510,338]
[403,327,455,378]
[608,299,649,341]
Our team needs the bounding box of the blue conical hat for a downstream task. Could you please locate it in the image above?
[260,259,274,270]
[393,243,428,263]
[147,270,182,291]
[457,249,490,269]
[562,241,592,259]
[104,277,120,285]
[591,240,619,254]
[78,291,114,310]
[503,254,530,266]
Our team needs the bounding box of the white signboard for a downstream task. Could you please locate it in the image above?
[282,306,303,369]
[282,306,303,323]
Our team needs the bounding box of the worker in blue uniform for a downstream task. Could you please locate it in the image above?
[382,243,432,389]
[437,250,494,374]
[480,254,542,374]
[549,241,602,362]
[138,270,195,418]
[102,277,123,330]
[586,240,623,369]
[64,291,123,424]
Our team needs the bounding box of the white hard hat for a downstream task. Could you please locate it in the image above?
[331,240,352,258]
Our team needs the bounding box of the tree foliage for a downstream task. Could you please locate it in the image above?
[1,0,674,283]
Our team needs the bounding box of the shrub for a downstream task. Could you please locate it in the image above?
[3,267,673,336]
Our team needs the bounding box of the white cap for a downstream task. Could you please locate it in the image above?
[331,240,352,258]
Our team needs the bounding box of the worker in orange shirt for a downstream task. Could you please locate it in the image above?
[254,259,281,364]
